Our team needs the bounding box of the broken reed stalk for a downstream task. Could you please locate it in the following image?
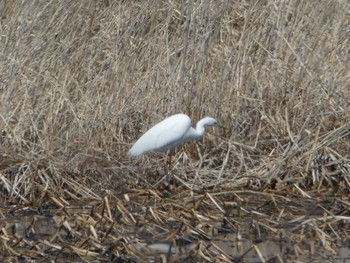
[1,188,349,261]
[0,1,349,261]
[0,0,348,199]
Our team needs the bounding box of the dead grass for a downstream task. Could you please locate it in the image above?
[0,0,348,198]
[0,0,349,261]
[1,190,349,262]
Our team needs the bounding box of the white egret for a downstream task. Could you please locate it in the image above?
[128,114,220,168]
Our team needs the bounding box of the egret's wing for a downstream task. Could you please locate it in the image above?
[128,114,191,156]
[152,115,191,152]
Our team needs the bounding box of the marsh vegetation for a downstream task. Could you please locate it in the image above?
[0,0,349,262]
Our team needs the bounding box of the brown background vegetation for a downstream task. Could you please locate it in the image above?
[0,0,349,201]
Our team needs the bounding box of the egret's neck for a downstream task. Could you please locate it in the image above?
[193,119,207,138]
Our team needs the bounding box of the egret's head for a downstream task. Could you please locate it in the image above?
[203,117,225,128]
[203,117,218,126]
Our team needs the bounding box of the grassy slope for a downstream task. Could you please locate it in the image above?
[0,0,349,202]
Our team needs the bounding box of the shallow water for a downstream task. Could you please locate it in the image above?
[1,207,349,262]
[139,228,350,262]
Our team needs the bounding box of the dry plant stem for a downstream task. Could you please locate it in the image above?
[0,2,349,261]
[0,0,347,199]
[1,190,349,261]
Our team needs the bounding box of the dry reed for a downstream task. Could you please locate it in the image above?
[0,0,349,261]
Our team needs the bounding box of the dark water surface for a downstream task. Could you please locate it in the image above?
[1,206,349,262]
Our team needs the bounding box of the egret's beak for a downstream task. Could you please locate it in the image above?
[216,122,227,129]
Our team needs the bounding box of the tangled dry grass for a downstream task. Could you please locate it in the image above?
[1,191,350,262]
[0,0,349,262]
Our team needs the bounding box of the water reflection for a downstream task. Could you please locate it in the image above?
[7,216,56,239]
[1,207,350,262]
[140,231,350,263]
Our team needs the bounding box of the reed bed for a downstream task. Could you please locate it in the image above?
[1,190,349,262]
[0,0,349,261]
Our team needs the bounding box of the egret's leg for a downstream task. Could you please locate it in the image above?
[164,149,172,171]
[168,150,172,169]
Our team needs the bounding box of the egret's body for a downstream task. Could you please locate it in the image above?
[128,114,218,162]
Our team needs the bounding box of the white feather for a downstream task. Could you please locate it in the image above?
[128,114,218,157]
